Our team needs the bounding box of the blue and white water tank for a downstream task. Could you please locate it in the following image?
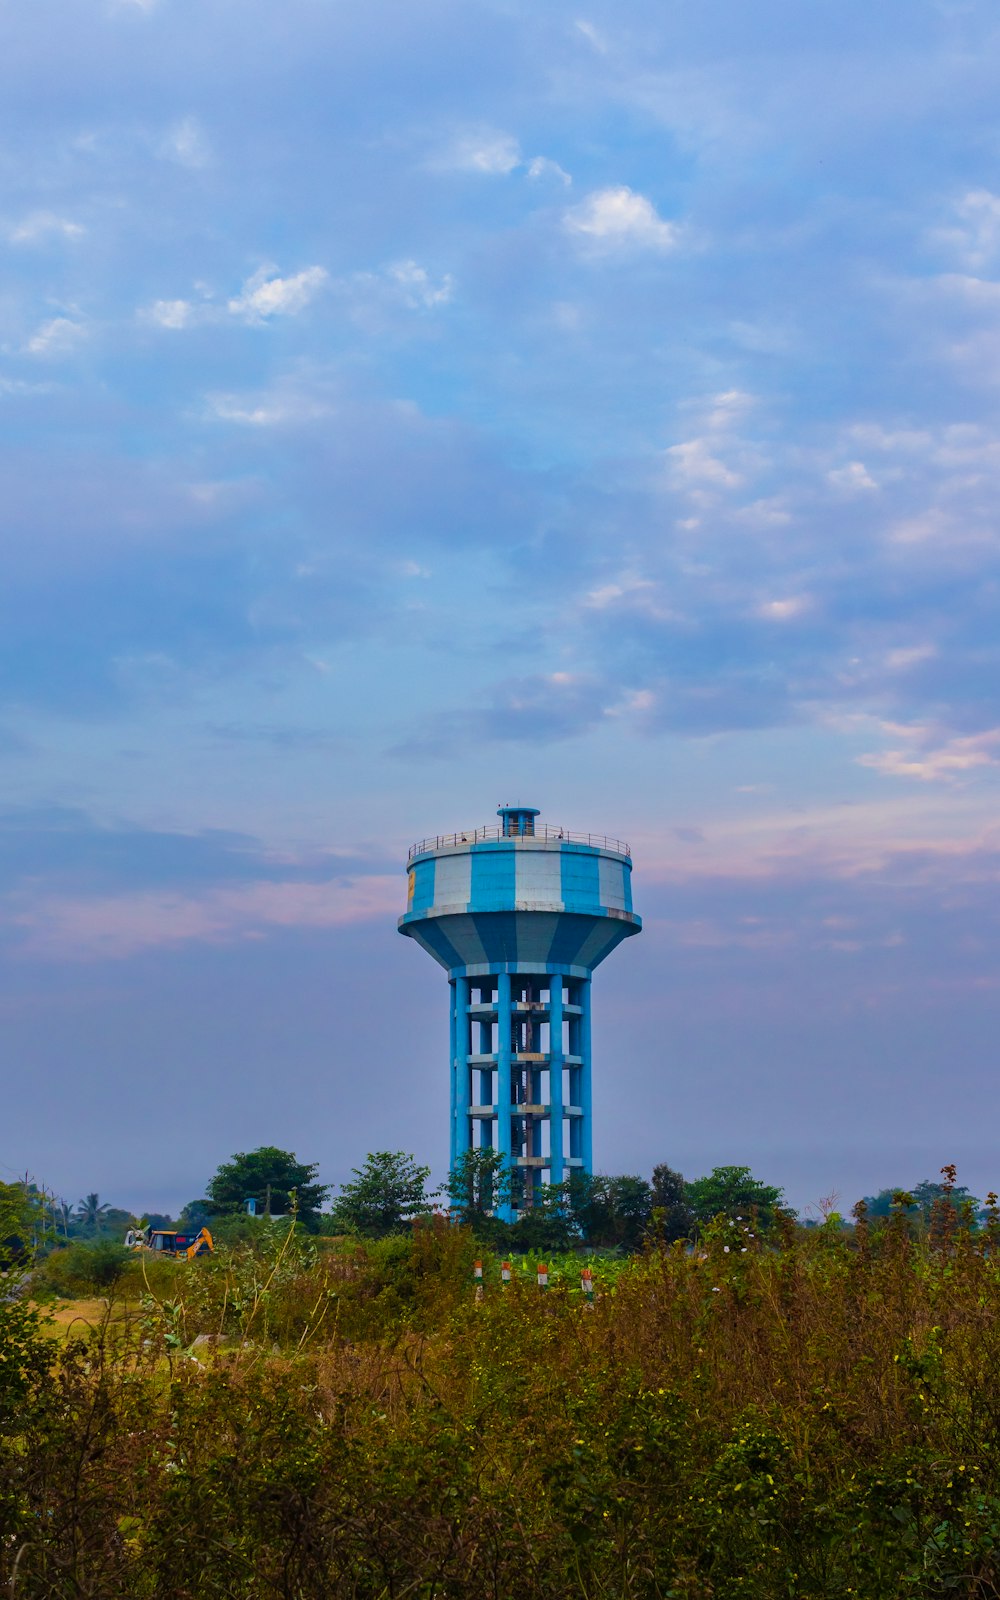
[399,806,641,1218]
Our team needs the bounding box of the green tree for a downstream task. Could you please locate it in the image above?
[651,1162,695,1243]
[557,1172,651,1251]
[328,1151,435,1238]
[0,1180,39,1268]
[860,1181,980,1228]
[445,1149,514,1245]
[74,1192,111,1234]
[206,1147,329,1228]
[508,1181,579,1252]
[605,1175,653,1251]
[686,1165,784,1229]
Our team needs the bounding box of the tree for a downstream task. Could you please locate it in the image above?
[445,1149,514,1246]
[650,1163,694,1243]
[0,1180,39,1268]
[178,1198,214,1229]
[143,1212,175,1232]
[557,1172,652,1251]
[205,1147,330,1229]
[75,1193,111,1234]
[860,1181,980,1228]
[686,1166,784,1229]
[328,1151,435,1238]
[446,1148,510,1223]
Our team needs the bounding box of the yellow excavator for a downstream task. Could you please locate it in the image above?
[125,1224,214,1260]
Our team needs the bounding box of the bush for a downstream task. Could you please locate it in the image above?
[36,1240,132,1296]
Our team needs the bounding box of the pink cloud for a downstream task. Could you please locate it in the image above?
[5,875,400,961]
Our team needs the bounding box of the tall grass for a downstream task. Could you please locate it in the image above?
[5,1200,1000,1596]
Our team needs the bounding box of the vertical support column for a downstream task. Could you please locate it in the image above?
[496,969,513,1221]
[548,972,564,1188]
[579,975,593,1176]
[454,974,471,1171]
[448,979,458,1171]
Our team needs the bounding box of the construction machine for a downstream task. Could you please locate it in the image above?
[125,1225,213,1260]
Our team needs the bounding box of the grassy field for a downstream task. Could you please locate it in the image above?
[4,1201,1000,1597]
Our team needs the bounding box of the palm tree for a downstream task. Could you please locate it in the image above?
[75,1193,110,1234]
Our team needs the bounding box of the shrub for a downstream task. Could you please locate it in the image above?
[36,1240,132,1297]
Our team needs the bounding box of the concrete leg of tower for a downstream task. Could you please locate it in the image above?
[449,979,458,1171]
[549,975,565,1188]
[453,975,471,1174]
[579,976,593,1177]
[496,971,514,1221]
[447,966,596,1224]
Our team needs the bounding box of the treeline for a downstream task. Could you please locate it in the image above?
[6,1146,990,1265]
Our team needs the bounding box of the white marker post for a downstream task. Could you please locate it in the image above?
[537,1262,549,1290]
[501,1260,512,1285]
[473,1259,484,1302]
[581,1266,594,1306]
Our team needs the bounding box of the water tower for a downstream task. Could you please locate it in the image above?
[398,805,641,1220]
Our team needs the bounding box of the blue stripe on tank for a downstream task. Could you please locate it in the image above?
[470,844,516,911]
[471,910,519,964]
[560,848,601,911]
[545,913,591,967]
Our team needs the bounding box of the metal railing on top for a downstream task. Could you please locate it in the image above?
[407,824,630,861]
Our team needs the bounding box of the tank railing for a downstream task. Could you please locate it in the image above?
[407,824,630,861]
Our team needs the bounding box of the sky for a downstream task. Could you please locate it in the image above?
[3,0,1000,1219]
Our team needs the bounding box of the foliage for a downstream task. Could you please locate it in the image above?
[177,1197,214,1229]
[686,1162,784,1228]
[143,1212,176,1232]
[445,1147,511,1235]
[327,1150,435,1238]
[0,1179,41,1265]
[863,1178,981,1224]
[37,1240,133,1296]
[651,1160,695,1242]
[74,1192,111,1233]
[557,1170,653,1250]
[205,1146,330,1227]
[9,1191,1000,1595]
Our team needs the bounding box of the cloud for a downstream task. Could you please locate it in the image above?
[584,572,658,611]
[0,808,400,959]
[203,374,336,427]
[757,596,812,622]
[703,389,755,430]
[8,877,400,961]
[395,672,611,756]
[858,726,1000,783]
[933,189,1000,271]
[574,19,608,53]
[159,116,211,168]
[25,317,86,357]
[384,260,453,309]
[142,298,196,329]
[565,186,679,251]
[9,212,84,244]
[227,264,328,321]
[666,437,743,487]
[527,156,572,185]
[445,130,522,175]
[885,644,937,672]
[827,461,878,492]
